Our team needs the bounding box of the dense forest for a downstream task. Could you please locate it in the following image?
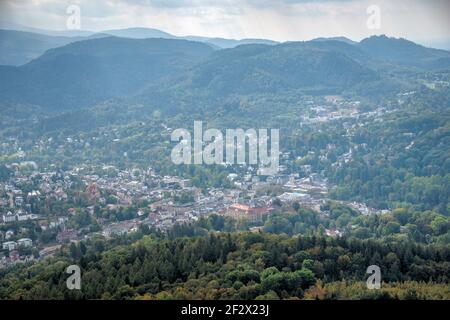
[1,223,449,300]
[264,204,450,245]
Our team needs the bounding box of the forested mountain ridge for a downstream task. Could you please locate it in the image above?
[178,41,379,95]
[0,29,107,66]
[358,35,450,70]
[0,27,278,67]
[1,34,447,114]
[0,37,215,110]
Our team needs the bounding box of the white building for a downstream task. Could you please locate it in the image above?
[18,238,33,247]
[2,211,16,223]
[2,241,17,251]
[15,196,24,206]
[16,210,34,222]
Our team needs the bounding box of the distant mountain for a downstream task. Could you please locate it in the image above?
[3,24,450,70]
[0,29,108,66]
[101,27,176,39]
[305,40,371,65]
[127,41,382,116]
[1,34,446,115]
[16,28,96,38]
[358,35,450,70]
[101,27,278,48]
[0,21,96,37]
[0,26,277,65]
[312,36,357,45]
[0,37,214,110]
[180,41,377,94]
[196,37,278,49]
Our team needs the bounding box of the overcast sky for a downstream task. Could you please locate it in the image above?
[1,0,449,48]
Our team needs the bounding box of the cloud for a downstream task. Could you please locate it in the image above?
[0,0,448,47]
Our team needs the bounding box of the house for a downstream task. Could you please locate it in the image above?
[325,229,344,238]
[249,226,264,233]
[102,226,128,238]
[137,210,146,217]
[225,203,273,222]
[180,179,192,188]
[278,192,309,203]
[5,230,14,240]
[49,217,67,229]
[16,210,34,222]
[2,211,16,223]
[17,238,33,247]
[9,250,20,262]
[14,196,24,206]
[2,241,17,251]
[39,245,62,258]
[57,229,79,243]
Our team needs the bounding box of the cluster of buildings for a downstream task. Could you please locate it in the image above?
[224,203,273,222]
[346,201,390,216]
[301,96,391,127]
[0,168,73,215]
[301,97,361,124]
[276,173,329,211]
[0,237,34,268]
[2,237,33,251]
[0,250,35,268]
[1,210,39,223]
[0,137,388,269]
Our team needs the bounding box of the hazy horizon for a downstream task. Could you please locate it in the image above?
[1,0,449,49]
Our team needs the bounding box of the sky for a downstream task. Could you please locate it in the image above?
[1,0,449,48]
